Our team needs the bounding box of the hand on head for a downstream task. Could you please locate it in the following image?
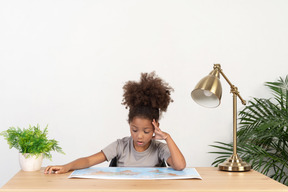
[152,119,169,140]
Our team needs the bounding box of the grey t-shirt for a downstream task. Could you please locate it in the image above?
[102,136,171,167]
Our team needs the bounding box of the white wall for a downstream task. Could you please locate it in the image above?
[1,0,288,187]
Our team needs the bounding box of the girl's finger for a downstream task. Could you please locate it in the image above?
[152,119,160,129]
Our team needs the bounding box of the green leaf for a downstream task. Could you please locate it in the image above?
[0,124,65,160]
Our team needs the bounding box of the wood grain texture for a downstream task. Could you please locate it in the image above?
[1,167,287,192]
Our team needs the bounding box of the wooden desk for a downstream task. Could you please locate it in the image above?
[1,167,287,192]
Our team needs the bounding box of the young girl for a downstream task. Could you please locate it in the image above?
[45,72,186,174]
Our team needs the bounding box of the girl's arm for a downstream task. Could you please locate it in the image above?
[164,134,186,170]
[44,151,107,174]
[152,120,186,171]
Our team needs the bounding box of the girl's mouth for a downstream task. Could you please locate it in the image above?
[137,141,144,145]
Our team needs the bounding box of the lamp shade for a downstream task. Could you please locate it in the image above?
[191,69,222,108]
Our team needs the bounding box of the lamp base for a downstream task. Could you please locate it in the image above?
[218,154,251,172]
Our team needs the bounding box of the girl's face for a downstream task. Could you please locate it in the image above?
[129,117,156,152]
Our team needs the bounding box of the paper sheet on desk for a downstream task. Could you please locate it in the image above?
[69,167,202,180]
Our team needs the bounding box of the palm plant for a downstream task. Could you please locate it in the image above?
[210,75,288,185]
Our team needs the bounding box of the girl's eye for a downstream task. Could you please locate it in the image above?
[132,129,137,132]
[144,131,150,134]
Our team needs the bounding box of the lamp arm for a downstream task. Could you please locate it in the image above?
[214,64,246,105]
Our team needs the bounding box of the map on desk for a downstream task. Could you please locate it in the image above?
[69,167,202,180]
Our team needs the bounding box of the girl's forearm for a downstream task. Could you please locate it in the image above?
[45,152,107,174]
[165,134,186,170]
[64,157,91,171]
[64,152,106,171]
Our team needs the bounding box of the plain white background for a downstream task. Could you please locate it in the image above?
[1,0,288,187]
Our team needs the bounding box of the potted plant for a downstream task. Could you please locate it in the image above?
[210,75,288,185]
[0,124,64,171]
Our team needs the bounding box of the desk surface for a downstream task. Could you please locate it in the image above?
[1,167,287,192]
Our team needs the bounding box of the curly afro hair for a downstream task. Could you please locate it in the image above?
[122,72,174,122]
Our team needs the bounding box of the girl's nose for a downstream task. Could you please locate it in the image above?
[137,133,143,139]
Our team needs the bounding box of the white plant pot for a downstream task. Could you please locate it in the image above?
[19,153,43,171]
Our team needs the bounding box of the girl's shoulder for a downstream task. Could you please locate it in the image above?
[151,139,167,149]
[115,136,132,148]
[117,136,132,143]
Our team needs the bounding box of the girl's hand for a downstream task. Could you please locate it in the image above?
[44,165,69,174]
[152,119,169,140]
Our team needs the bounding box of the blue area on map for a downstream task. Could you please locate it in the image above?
[70,167,201,180]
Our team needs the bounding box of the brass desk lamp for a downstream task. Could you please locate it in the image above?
[191,64,251,171]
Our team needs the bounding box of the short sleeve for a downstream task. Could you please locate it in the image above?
[101,140,118,161]
[157,141,171,161]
